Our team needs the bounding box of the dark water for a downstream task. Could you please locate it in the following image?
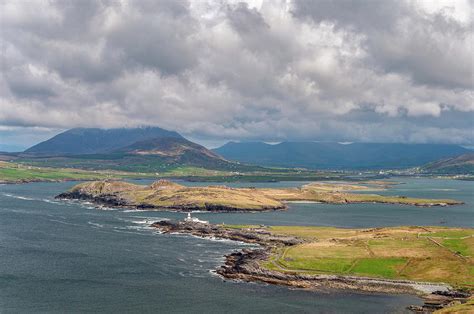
[1,178,471,313]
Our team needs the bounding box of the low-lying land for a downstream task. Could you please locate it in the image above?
[152,221,473,312]
[56,180,286,211]
[0,161,159,184]
[56,180,462,211]
[262,226,473,287]
[1,159,388,184]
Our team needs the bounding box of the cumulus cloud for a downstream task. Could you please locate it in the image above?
[0,0,472,147]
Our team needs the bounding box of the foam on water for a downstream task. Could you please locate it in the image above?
[87,222,105,228]
[2,193,36,201]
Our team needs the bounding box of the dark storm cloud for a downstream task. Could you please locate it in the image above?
[0,0,472,147]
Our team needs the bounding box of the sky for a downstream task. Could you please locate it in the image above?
[0,0,473,150]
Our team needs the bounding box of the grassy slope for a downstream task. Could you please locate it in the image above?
[0,161,157,183]
[434,298,474,313]
[13,154,366,183]
[422,153,474,175]
[1,158,391,184]
[67,180,284,210]
[260,182,462,206]
[65,180,463,210]
[259,226,474,288]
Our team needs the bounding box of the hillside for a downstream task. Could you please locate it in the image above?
[422,153,474,174]
[214,142,470,169]
[25,127,182,155]
[114,137,234,169]
[19,128,259,172]
[57,180,462,211]
[57,180,285,211]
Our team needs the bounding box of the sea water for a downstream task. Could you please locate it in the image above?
[1,178,471,313]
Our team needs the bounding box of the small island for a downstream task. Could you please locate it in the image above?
[153,220,473,312]
[56,179,463,211]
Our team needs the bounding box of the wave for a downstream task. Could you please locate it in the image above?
[97,205,118,211]
[130,219,156,225]
[124,225,154,231]
[178,270,207,278]
[87,222,104,228]
[41,198,62,204]
[110,228,151,236]
[1,193,36,201]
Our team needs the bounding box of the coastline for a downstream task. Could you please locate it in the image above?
[55,190,288,212]
[54,179,464,213]
[151,220,471,312]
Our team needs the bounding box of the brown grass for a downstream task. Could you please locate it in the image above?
[258,225,474,288]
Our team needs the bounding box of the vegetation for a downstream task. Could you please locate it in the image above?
[61,180,285,211]
[60,179,463,211]
[259,182,462,206]
[422,153,474,175]
[254,226,474,288]
[0,161,157,183]
[434,298,474,313]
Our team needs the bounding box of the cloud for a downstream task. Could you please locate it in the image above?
[0,0,472,146]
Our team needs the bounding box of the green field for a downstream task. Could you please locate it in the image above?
[1,160,336,183]
[0,161,158,183]
[252,226,474,288]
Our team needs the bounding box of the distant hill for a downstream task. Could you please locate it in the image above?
[25,127,182,155]
[114,137,232,169]
[421,153,474,174]
[213,142,470,169]
[21,127,258,172]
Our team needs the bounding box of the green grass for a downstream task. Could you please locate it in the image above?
[280,257,354,273]
[0,166,103,181]
[255,226,474,287]
[350,258,406,278]
[0,161,157,183]
[434,299,474,313]
[221,224,261,229]
[442,239,472,256]
[421,230,474,238]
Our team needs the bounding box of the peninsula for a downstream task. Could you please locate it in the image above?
[56,179,463,211]
[153,220,473,312]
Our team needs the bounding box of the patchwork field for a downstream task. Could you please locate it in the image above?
[0,161,160,183]
[259,226,474,288]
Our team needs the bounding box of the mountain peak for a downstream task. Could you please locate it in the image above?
[25,127,182,156]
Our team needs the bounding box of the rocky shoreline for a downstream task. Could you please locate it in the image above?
[55,180,463,213]
[55,190,287,212]
[152,220,471,313]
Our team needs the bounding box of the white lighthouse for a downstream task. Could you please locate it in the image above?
[184,212,209,224]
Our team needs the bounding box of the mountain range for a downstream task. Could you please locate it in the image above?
[20,127,244,172]
[213,141,470,170]
[25,127,182,155]
[18,128,472,171]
